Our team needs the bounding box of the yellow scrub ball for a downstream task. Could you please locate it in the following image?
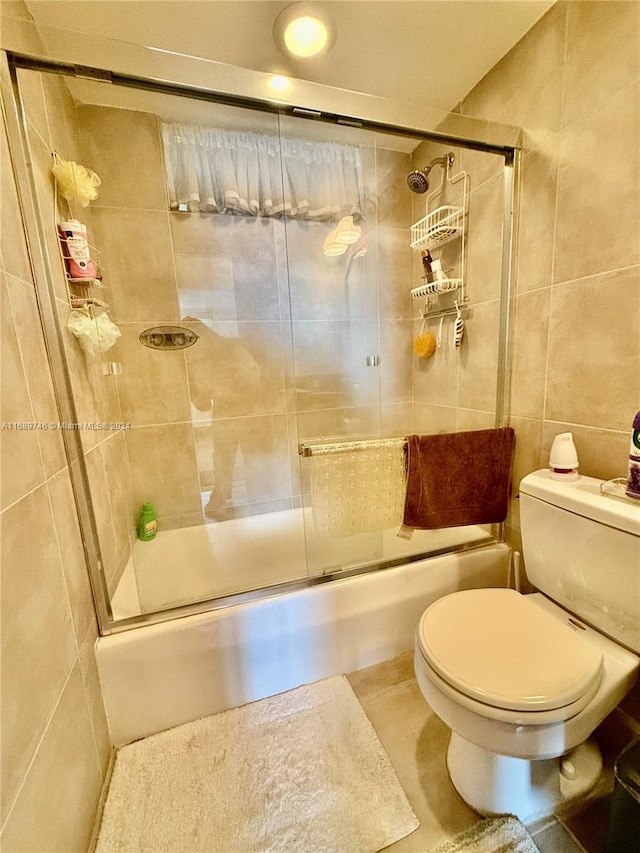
[51,158,101,206]
[413,332,437,358]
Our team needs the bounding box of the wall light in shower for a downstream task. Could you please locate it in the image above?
[334,215,360,245]
[323,230,347,256]
[274,3,336,59]
[323,216,362,256]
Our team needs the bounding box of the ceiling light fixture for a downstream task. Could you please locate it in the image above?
[273,3,336,59]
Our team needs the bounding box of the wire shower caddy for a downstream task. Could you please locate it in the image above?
[51,151,110,314]
[409,155,469,308]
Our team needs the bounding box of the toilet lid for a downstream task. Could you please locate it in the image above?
[417,588,603,712]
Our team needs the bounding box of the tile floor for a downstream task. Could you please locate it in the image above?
[346,652,618,853]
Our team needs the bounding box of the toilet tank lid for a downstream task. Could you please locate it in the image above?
[519,470,640,537]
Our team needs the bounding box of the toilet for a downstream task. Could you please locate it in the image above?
[414,469,640,822]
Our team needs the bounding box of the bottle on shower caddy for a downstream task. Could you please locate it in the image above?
[431,259,447,283]
[57,219,98,281]
[421,249,434,282]
[137,502,158,541]
[625,411,640,499]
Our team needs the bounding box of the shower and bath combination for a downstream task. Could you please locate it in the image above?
[4,39,517,651]
[407,152,455,194]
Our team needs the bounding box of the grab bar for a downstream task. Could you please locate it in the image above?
[298,437,407,457]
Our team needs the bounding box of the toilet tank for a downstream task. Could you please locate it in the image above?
[519,470,640,654]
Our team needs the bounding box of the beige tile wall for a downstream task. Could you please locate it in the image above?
[1,71,112,853]
[457,0,640,551]
[76,105,205,529]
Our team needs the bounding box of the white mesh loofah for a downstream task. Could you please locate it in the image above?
[67,310,121,356]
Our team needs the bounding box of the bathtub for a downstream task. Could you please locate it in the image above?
[110,507,496,618]
[97,542,510,745]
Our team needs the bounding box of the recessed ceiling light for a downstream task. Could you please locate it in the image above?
[274,3,336,59]
[285,15,327,57]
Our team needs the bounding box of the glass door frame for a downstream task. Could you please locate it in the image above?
[1,31,520,635]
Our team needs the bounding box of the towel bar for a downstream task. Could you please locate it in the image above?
[298,437,407,457]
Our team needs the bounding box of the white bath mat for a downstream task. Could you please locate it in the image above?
[96,675,419,853]
[427,816,540,853]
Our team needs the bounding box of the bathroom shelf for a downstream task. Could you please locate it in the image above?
[64,273,105,288]
[411,278,462,299]
[410,205,464,251]
[58,242,105,287]
[57,230,110,311]
[70,296,110,310]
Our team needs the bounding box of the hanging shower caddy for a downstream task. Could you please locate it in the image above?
[50,152,122,361]
[409,155,469,308]
[51,152,109,313]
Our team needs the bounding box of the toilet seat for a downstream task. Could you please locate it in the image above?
[417,588,603,715]
[414,644,602,726]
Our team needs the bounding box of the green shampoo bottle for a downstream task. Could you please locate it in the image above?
[137,502,157,541]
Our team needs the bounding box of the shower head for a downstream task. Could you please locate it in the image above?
[406,152,454,194]
[406,169,431,194]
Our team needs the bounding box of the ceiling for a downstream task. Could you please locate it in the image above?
[24,0,555,111]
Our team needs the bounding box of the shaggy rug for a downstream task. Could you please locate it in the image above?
[427,816,541,853]
[96,676,418,852]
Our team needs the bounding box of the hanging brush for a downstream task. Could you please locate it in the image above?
[454,302,464,348]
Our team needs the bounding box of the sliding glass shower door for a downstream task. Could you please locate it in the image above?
[12,59,507,625]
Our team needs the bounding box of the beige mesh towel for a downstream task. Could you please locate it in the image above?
[310,442,407,537]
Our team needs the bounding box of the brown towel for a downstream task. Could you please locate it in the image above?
[403,428,515,529]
